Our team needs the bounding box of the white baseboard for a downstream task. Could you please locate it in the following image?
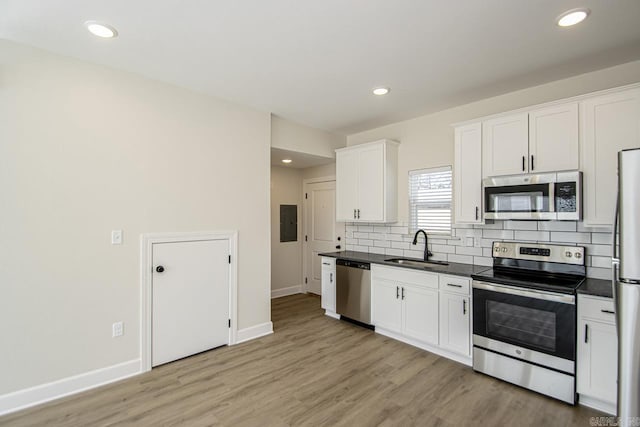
[271,285,303,299]
[235,322,274,344]
[579,394,616,415]
[0,359,141,416]
[324,310,340,319]
[375,327,472,367]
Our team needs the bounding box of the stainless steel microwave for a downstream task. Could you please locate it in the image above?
[483,171,581,221]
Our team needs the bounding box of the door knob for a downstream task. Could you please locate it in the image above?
[155,266,165,273]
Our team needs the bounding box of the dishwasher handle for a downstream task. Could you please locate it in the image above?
[336,259,370,270]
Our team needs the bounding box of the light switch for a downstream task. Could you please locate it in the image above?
[111,230,123,245]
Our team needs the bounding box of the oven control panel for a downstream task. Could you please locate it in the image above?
[492,242,585,265]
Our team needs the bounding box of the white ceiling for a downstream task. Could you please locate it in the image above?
[271,148,333,169]
[2,0,640,134]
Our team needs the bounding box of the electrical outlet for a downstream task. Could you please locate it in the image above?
[466,237,474,247]
[112,321,124,337]
[111,230,123,245]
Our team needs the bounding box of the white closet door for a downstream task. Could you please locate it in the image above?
[152,239,229,366]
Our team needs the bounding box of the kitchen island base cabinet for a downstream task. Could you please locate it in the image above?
[577,295,617,415]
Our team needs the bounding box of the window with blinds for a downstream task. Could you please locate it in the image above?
[408,166,452,235]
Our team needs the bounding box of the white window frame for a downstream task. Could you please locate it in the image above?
[408,166,453,236]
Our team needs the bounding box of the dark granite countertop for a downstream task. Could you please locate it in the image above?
[319,251,490,278]
[577,278,613,299]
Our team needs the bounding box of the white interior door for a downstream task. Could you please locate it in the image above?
[305,180,344,295]
[152,239,230,367]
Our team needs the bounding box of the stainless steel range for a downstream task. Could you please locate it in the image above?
[471,241,586,404]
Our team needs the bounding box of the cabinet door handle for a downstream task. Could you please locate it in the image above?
[463,300,467,315]
[396,286,399,299]
[475,206,479,220]
[353,209,356,219]
[522,155,526,172]
[329,273,333,283]
[601,309,615,314]
[401,287,405,300]
[357,209,360,219]
[447,283,463,288]
[584,324,589,343]
[531,155,534,171]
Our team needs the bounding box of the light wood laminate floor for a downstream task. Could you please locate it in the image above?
[1,294,602,426]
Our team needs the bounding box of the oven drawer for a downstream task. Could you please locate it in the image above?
[578,295,615,324]
[439,275,470,295]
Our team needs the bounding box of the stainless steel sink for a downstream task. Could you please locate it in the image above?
[384,258,449,267]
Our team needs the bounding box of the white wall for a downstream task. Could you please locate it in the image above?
[271,115,345,158]
[347,60,640,222]
[270,166,303,294]
[0,40,271,395]
[302,163,336,180]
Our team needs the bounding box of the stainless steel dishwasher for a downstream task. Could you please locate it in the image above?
[336,259,371,325]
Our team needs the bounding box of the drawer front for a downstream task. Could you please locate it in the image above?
[439,275,471,295]
[579,295,616,324]
[371,265,439,289]
[321,257,336,269]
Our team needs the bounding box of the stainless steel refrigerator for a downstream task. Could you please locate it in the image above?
[614,147,640,424]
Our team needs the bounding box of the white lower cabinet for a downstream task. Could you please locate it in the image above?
[371,278,402,332]
[320,257,337,314]
[372,265,471,365]
[402,284,439,345]
[439,291,471,357]
[577,295,618,414]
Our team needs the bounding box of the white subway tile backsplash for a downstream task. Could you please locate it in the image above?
[369,246,386,255]
[403,249,424,259]
[538,221,577,232]
[504,221,538,231]
[587,267,612,280]
[585,244,613,257]
[483,229,514,240]
[578,222,612,233]
[391,241,411,250]
[448,254,473,264]
[514,230,550,242]
[591,233,614,244]
[390,226,408,234]
[473,256,493,266]
[591,256,613,269]
[550,232,590,244]
[385,248,404,256]
[432,244,456,254]
[475,221,503,229]
[373,240,391,248]
[343,221,612,279]
[456,246,483,256]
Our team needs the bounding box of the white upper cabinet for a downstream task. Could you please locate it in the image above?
[482,113,529,177]
[529,102,579,173]
[454,122,483,224]
[336,140,398,223]
[482,105,579,177]
[580,88,640,226]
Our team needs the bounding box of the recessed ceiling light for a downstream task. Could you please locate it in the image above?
[373,87,390,96]
[557,8,590,27]
[282,159,292,164]
[85,21,118,38]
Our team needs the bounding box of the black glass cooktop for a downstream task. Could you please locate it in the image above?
[471,268,585,295]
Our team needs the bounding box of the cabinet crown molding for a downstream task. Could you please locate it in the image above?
[450,82,640,128]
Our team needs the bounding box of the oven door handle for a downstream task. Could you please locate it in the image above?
[472,281,575,305]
